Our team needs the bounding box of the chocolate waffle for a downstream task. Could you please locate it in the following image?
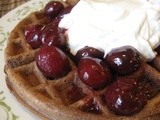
[4,0,160,119]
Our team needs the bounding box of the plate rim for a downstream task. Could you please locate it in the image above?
[0,0,51,119]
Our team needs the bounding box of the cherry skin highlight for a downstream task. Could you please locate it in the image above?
[44,1,64,18]
[36,46,70,78]
[78,57,112,90]
[24,24,44,49]
[105,77,147,116]
[75,46,104,63]
[105,46,141,75]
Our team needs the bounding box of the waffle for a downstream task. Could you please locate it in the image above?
[4,0,160,120]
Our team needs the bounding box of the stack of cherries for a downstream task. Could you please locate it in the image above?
[24,1,159,116]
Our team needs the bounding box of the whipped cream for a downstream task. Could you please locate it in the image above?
[59,0,160,61]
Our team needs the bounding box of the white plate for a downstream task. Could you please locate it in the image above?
[0,0,52,119]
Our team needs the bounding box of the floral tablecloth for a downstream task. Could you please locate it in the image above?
[0,0,52,119]
[0,0,30,17]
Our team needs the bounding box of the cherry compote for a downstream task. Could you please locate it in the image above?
[24,24,44,49]
[56,6,73,22]
[75,46,104,63]
[105,77,147,116]
[40,2,73,49]
[105,46,141,75]
[40,5,73,48]
[36,46,70,78]
[44,1,64,18]
[40,25,65,48]
[78,57,112,90]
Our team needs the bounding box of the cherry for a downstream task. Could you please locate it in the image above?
[24,24,44,49]
[42,5,73,46]
[105,46,141,75]
[155,44,160,54]
[44,1,64,18]
[78,57,112,90]
[46,6,73,26]
[105,77,147,116]
[57,6,73,20]
[75,46,104,63]
[47,18,60,28]
[36,46,70,78]
[40,25,65,48]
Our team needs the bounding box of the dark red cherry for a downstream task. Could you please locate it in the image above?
[57,6,73,20]
[40,26,57,43]
[155,45,160,54]
[40,25,65,48]
[42,34,62,47]
[47,18,60,28]
[44,1,64,18]
[43,6,73,45]
[78,57,112,90]
[24,24,44,49]
[47,6,73,26]
[105,77,147,116]
[36,46,70,78]
[105,46,141,75]
[75,46,104,63]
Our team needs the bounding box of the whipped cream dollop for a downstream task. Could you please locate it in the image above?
[59,0,160,61]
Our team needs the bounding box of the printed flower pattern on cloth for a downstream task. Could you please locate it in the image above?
[0,0,52,119]
[0,26,9,51]
[0,91,19,120]
[7,1,50,22]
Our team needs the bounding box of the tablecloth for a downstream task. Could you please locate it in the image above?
[0,0,30,18]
